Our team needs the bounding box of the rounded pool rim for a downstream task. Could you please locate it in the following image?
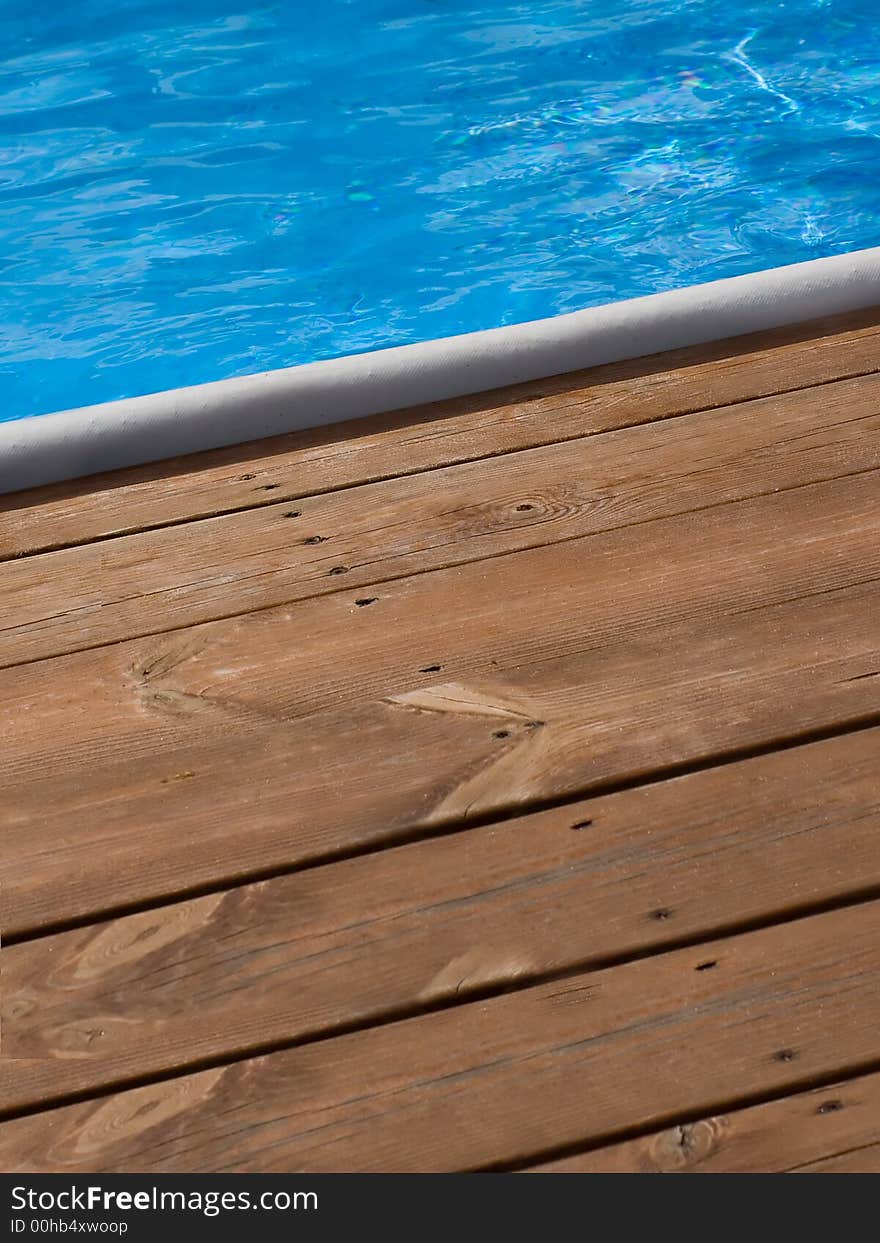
[2,244,879,495]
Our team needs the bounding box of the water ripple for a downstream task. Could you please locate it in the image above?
[1,0,879,420]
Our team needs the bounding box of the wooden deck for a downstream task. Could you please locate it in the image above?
[2,307,880,1174]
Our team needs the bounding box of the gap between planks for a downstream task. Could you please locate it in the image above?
[2,304,880,561]
[3,899,880,1172]
[3,369,880,669]
[3,724,880,1118]
[525,1066,880,1173]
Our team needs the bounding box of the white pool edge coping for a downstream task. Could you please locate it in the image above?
[2,244,880,495]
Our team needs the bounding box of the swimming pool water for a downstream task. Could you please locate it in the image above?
[2,0,879,421]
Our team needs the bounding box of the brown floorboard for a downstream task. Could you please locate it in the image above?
[3,308,879,1172]
[528,1068,880,1173]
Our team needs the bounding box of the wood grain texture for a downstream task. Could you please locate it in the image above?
[793,1145,880,1172]
[3,901,880,1173]
[5,318,880,1177]
[529,1071,880,1173]
[2,307,879,560]
[4,371,880,668]
[4,727,879,1114]
[4,472,880,936]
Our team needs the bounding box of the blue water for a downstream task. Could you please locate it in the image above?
[2,1,879,421]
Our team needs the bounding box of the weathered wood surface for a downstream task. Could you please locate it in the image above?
[3,472,880,937]
[2,307,879,560]
[4,371,880,669]
[528,1070,880,1173]
[4,727,878,1114]
[3,312,880,1174]
[3,902,880,1173]
[794,1145,880,1172]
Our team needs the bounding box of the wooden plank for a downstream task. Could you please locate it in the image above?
[3,472,880,935]
[3,727,879,1115]
[793,1145,880,1172]
[4,371,880,668]
[4,467,880,762]
[2,308,879,560]
[528,1070,880,1173]
[3,901,880,1172]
